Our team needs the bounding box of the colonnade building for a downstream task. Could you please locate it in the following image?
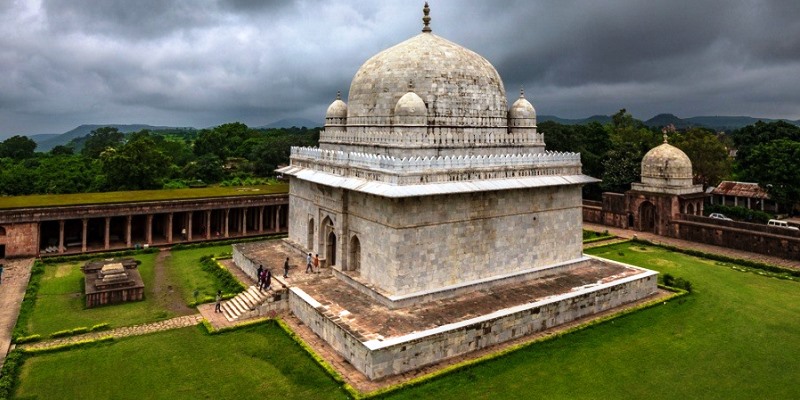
[0,192,288,259]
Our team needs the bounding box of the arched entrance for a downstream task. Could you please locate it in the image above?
[307,218,315,250]
[327,231,337,266]
[348,235,361,272]
[0,226,6,236]
[639,201,657,233]
[687,203,695,215]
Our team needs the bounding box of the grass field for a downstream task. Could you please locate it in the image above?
[167,245,237,304]
[0,183,288,209]
[14,324,349,400]
[379,242,800,399]
[25,253,179,336]
[14,242,800,399]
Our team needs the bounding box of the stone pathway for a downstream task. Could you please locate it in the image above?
[0,258,34,368]
[584,223,800,270]
[19,314,203,351]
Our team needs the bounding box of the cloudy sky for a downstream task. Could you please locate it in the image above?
[1,0,799,138]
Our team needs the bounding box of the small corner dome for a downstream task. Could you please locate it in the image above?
[509,92,536,119]
[641,142,693,180]
[394,91,426,117]
[326,95,348,119]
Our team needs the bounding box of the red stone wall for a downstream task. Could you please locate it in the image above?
[0,222,39,258]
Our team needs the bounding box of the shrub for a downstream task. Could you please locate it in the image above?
[13,334,42,344]
[90,323,111,332]
[0,350,25,399]
[705,204,772,224]
[12,261,46,340]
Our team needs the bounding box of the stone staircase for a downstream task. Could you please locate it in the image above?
[221,286,270,322]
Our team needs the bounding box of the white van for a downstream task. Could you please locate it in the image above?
[767,219,800,231]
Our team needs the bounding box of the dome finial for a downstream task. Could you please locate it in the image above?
[408,80,414,90]
[336,91,341,100]
[519,87,525,98]
[422,2,432,33]
[661,126,669,143]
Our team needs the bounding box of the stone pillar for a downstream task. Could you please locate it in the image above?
[224,209,230,238]
[104,217,111,250]
[242,208,247,235]
[258,206,265,232]
[205,210,212,240]
[275,206,281,232]
[58,220,65,254]
[126,215,132,247]
[187,211,193,241]
[167,213,173,244]
[81,218,88,253]
[146,214,153,245]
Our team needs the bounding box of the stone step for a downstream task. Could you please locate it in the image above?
[242,288,261,305]
[231,297,249,313]
[222,303,238,322]
[228,297,246,314]
[237,292,254,308]
[250,287,268,302]
[248,285,264,299]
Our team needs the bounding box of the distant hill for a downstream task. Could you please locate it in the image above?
[28,133,60,143]
[257,118,322,129]
[539,115,612,125]
[645,114,800,131]
[34,124,188,152]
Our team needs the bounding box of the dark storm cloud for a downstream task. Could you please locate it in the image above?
[1,0,799,138]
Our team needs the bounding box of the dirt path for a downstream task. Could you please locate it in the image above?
[0,258,34,368]
[152,249,194,316]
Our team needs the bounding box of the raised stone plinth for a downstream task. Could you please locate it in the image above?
[82,258,144,308]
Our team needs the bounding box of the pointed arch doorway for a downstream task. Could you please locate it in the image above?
[320,216,336,267]
[348,235,361,272]
[639,201,657,233]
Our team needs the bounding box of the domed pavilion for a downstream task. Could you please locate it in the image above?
[628,134,706,235]
[276,4,657,380]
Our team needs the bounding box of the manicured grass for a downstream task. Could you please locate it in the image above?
[166,245,239,304]
[381,242,800,400]
[0,183,288,209]
[26,253,177,336]
[15,324,348,400]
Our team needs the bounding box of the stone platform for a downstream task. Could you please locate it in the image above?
[233,241,658,380]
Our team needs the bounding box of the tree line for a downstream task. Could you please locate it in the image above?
[0,123,319,195]
[1,113,797,214]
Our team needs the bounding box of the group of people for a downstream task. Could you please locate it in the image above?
[305,253,320,274]
[256,264,272,291]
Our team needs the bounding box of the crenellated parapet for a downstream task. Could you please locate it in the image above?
[286,146,582,185]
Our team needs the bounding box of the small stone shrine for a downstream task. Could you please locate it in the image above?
[82,258,145,308]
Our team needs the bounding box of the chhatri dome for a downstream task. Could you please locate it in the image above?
[632,134,701,194]
[321,2,543,157]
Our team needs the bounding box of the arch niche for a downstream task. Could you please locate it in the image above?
[348,235,361,272]
[639,201,657,233]
[686,203,695,216]
[0,226,6,236]
[307,218,315,250]
[320,216,336,267]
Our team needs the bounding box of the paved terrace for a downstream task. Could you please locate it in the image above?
[242,240,644,341]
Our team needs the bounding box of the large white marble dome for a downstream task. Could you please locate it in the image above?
[320,3,543,156]
[347,32,507,128]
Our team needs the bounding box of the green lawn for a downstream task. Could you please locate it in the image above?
[381,242,800,400]
[15,324,348,400]
[0,183,288,209]
[16,242,800,399]
[167,245,238,304]
[26,253,180,336]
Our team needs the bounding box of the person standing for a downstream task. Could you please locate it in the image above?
[256,264,264,287]
[313,254,320,273]
[214,290,222,313]
[264,269,272,291]
[283,257,290,278]
[306,253,313,273]
[0,263,4,285]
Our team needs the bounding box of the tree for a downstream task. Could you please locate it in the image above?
[82,127,124,159]
[670,128,732,188]
[739,139,800,214]
[50,145,75,156]
[99,132,171,190]
[0,135,37,159]
[600,109,660,192]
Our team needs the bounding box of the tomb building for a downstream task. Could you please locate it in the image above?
[82,258,145,308]
[274,4,658,379]
[279,4,597,304]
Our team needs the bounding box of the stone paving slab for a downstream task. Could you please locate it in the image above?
[0,258,34,368]
[19,314,203,351]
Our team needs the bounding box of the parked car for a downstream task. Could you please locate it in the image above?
[709,213,733,221]
[767,219,800,231]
